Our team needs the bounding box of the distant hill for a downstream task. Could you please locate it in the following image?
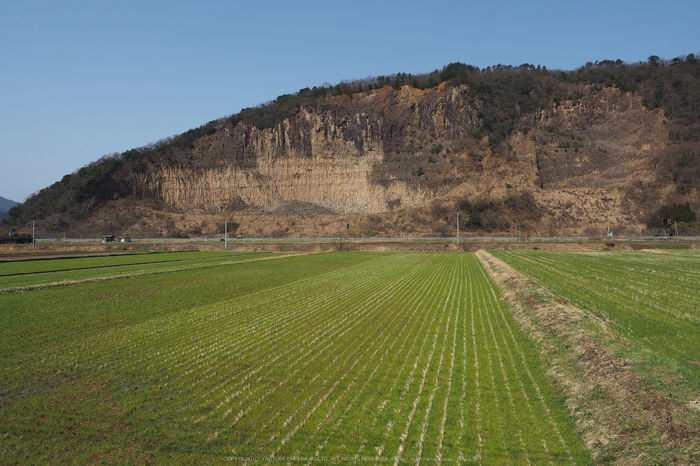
[0,196,19,221]
[2,54,699,238]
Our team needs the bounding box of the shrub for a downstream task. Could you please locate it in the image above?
[0,233,33,244]
[646,202,696,229]
[466,212,482,227]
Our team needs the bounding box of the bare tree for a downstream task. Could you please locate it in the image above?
[329,230,349,251]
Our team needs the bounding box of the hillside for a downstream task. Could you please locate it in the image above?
[0,197,19,222]
[3,55,700,238]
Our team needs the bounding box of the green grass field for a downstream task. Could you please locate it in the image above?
[0,251,280,291]
[490,250,700,389]
[0,251,249,276]
[0,252,589,464]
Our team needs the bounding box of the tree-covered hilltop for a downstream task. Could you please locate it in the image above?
[3,53,699,234]
[226,53,700,146]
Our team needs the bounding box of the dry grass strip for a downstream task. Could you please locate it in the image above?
[476,250,700,465]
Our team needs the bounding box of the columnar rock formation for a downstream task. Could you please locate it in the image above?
[126,86,480,213]
[123,84,667,227]
[6,73,693,239]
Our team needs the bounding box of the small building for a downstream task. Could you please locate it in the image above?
[118,236,132,243]
[101,235,115,243]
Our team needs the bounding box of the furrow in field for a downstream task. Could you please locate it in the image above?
[473,261,509,461]
[209,256,438,448]
[1,255,382,379]
[260,256,449,460]
[190,257,418,423]
[480,279,532,464]
[475,257,576,463]
[348,258,444,463]
[491,250,700,380]
[391,259,457,465]
[501,251,699,323]
[300,258,451,462]
[0,252,597,464]
[371,256,451,463]
[435,255,462,465]
[457,263,481,465]
[271,261,434,458]
[413,264,458,465]
[344,255,451,464]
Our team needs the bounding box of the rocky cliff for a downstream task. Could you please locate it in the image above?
[125,85,474,214]
[4,59,699,237]
[122,85,665,213]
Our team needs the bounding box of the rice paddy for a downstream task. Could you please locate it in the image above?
[3,248,698,463]
[0,252,591,463]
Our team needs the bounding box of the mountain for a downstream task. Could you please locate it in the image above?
[0,196,19,212]
[3,55,699,238]
[0,196,19,221]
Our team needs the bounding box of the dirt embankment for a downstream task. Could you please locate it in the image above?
[476,250,700,464]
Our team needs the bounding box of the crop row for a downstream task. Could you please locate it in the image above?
[0,253,376,360]
[491,250,700,387]
[0,253,589,464]
[0,250,251,276]
[0,251,273,291]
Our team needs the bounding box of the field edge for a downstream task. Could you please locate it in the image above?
[476,250,700,464]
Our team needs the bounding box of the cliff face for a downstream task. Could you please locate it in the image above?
[122,84,667,223]
[534,87,667,188]
[7,72,694,239]
[125,85,480,213]
[129,115,422,213]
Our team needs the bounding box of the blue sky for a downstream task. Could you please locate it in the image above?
[1,0,698,202]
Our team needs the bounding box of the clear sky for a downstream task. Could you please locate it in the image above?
[1,0,698,202]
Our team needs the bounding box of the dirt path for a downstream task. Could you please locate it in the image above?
[476,250,700,464]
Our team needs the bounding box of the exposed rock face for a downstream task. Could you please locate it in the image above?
[126,86,479,213]
[10,60,700,240]
[103,82,671,238]
[534,87,666,188]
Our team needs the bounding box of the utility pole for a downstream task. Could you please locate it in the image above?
[457,213,459,246]
[32,220,35,248]
[225,218,228,248]
[518,223,521,241]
